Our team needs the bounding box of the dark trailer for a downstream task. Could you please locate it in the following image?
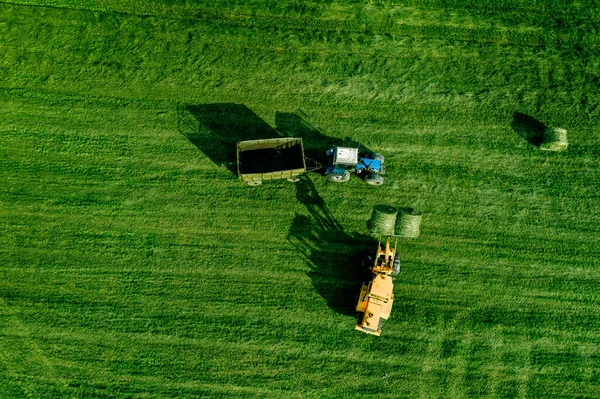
[237,137,307,186]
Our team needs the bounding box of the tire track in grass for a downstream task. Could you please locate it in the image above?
[0,297,66,397]
[2,1,596,51]
[415,303,536,398]
[579,344,599,396]
[516,342,533,399]
[528,341,600,397]
[443,311,472,399]
[484,330,512,398]
[437,311,506,399]
[417,309,471,398]
[2,3,596,123]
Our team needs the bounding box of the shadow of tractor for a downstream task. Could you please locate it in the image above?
[288,176,374,316]
[177,105,376,180]
[275,110,375,174]
[511,112,547,147]
[178,103,281,175]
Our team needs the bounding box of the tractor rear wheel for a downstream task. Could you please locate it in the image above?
[365,174,384,185]
[327,171,350,183]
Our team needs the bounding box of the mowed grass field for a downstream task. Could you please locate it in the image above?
[1,0,600,397]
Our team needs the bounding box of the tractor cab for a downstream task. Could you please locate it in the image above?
[355,274,395,336]
[331,146,359,166]
[325,146,357,183]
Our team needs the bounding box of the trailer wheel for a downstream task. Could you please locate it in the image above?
[365,174,384,185]
[327,171,350,183]
[247,180,262,186]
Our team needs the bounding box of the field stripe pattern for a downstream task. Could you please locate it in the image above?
[1,0,600,398]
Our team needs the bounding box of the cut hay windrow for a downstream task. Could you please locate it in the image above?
[395,208,422,238]
[368,205,398,236]
[541,127,568,151]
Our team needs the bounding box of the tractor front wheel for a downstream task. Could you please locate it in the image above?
[365,174,384,185]
[247,180,262,186]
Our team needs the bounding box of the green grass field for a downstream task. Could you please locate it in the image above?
[1,0,600,397]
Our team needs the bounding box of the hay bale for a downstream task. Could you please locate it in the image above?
[540,128,568,152]
[368,205,398,236]
[395,208,422,238]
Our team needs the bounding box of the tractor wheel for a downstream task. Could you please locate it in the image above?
[356,311,365,323]
[365,174,384,185]
[391,255,401,276]
[247,180,262,186]
[326,171,350,183]
[287,177,300,183]
[372,153,385,163]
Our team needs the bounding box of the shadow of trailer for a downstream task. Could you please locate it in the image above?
[237,137,320,186]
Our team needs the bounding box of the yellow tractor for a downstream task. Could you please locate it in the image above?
[355,236,399,336]
[355,206,421,336]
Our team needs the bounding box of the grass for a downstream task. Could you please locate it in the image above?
[1,0,600,397]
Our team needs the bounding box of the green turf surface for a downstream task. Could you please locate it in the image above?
[1,1,600,397]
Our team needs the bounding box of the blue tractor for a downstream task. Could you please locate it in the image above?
[325,146,385,185]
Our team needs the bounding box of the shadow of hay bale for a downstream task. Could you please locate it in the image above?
[511,112,546,147]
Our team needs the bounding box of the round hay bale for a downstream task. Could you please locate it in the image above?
[395,208,422,238]
[541,127,568,152]
[368,205,398,236]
